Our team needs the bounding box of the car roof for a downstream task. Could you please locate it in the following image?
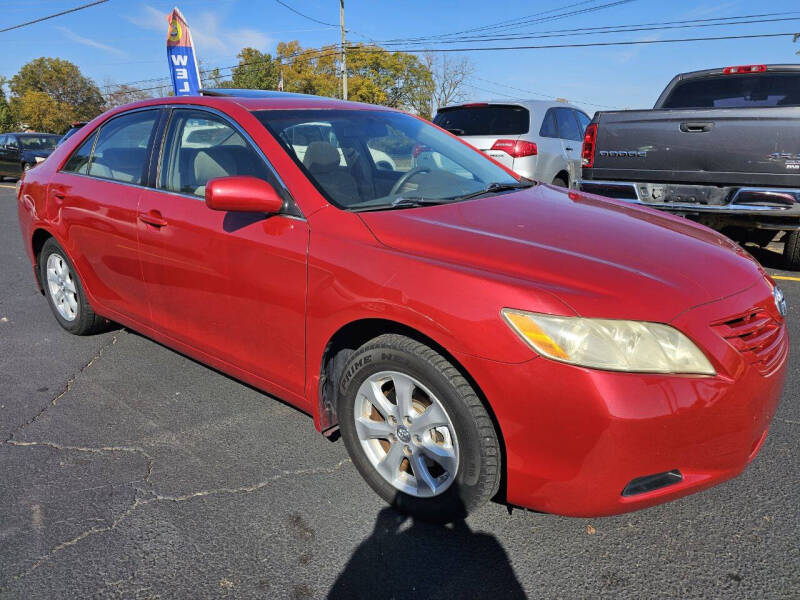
[112,91,396,115]
[437,98,585,113]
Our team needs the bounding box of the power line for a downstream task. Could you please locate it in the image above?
[273,0,338,28]
[0,0,109,34]
[343,30,798,54]
[373,13,800,47]
[470,76,621,109]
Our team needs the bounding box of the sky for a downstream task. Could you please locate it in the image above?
[1,0,799,115]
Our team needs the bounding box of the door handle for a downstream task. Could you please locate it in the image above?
[680,122,713,133]
[565,147,574,151]
[139,212,168,227]
[51,191,66,200]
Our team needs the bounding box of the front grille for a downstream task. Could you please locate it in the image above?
[712,307,787,375]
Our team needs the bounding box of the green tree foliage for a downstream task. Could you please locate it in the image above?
[8,57,104,132]
[227,41,438,116]
[0,77,16,133]
[230,48,280,90]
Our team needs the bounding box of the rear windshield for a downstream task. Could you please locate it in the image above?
[18,134,59,150]
[661,73,800,109]
[433,105,529,136]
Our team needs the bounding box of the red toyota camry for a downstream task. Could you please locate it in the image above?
[16,92,788,521]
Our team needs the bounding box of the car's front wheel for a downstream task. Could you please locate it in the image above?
[338,334,501,522]
[784,230,800,271]
[39,237,105,335]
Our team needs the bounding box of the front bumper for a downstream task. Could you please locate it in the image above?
[457,281,788,517]
[578,179,800,230]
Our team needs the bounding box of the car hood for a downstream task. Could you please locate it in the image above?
[358,185,765,322]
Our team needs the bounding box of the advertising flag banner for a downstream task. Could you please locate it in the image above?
[166,7,201,96]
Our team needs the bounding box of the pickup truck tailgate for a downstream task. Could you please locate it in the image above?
[591,107,800,187]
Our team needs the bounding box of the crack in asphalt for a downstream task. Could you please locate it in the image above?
[775,417,799,425]
[3,332,122,445]
[4,457,352,585]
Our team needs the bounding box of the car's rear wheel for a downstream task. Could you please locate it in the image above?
[338,334,501,522]
[39,238,105,335]
[784,230,800,271]
[552,175,568,188]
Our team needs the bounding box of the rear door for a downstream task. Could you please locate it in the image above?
[433,104,529,170]
[0,136,8,175]
[50,108,160,324]
[554,108,584,184]
[137,107,309,395]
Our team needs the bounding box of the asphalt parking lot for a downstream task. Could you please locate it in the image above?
[0,183,798,600]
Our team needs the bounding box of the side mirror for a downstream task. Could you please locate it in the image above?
[205,176,284,214]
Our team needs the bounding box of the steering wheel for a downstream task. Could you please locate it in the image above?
[389,167,432,196]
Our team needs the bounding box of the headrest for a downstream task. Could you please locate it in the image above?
[303,141,340,173]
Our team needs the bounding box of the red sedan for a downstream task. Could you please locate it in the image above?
[16,92,788,521]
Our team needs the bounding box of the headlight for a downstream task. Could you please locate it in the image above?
[501,309,715,375]
[34,156,46,164]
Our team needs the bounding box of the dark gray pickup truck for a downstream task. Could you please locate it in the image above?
[579,64,800,269]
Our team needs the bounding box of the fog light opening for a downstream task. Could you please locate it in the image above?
[621,470,683,497]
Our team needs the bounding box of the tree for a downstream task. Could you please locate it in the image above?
[104,84,153,110]
[0,77,16,133]
[10,90,73,133]
[10,58,104,126]
[347,45,433,110]
[229,48,279,89]
[410,53,474,119]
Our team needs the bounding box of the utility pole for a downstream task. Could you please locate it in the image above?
[339,0,347,100]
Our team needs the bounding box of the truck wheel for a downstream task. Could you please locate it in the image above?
[337,334,501,523]
[784,230,800,271]
[39,237,106,335]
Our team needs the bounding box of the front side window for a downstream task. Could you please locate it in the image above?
[255,109,522,210]
[88,110,158,185]
[159,109,275,197]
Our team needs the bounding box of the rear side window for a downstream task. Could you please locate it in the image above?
[555,108,582,141]
[88,110,159,185]
[539,109,558,138]
[433,105,529,136]
[159,109,276,197]
[661,73,800,108]
[62,132,98,175]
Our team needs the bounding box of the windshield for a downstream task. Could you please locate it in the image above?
[19,134,59,151]
[254,109,520,210]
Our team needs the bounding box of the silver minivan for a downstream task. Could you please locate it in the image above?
[433,100,592,187]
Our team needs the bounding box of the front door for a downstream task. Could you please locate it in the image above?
[137,107,309,396]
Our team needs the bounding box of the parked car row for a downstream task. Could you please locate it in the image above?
[16,89,787,522]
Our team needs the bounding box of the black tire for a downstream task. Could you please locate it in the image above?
[784,230,800,271]
[38,237,106,335]
[552,175,568,188]
[338,334,501,523]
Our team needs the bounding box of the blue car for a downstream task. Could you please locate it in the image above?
[0,132,61,180]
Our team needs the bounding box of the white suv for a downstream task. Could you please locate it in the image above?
[433,100,591,188]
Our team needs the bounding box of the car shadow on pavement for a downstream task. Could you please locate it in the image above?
[327,504,526,600]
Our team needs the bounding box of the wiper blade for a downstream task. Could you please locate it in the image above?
[454,181,535,202]
[350,197,445,213]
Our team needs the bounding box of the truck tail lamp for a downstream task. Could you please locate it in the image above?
[723,64,767,75]
[490,139,538,158]
[581,123,598,168]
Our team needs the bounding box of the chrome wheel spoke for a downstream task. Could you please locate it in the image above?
[63,275,76,294]
[392,373,414,419]
[410,452,438,495]
[420,439,458,475]
[65,293,78,313]
[364,380,398,421]
[354,416,393,440]
[376,442,405,481]
[410,402,450,434]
